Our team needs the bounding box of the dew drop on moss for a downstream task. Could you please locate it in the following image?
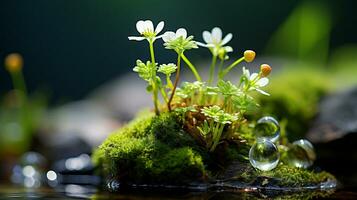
[249,139,280,171]
[254,116,280,142]
[286,139,316,169]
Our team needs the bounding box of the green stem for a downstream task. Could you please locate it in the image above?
[220,56,245,79]
[11,71,27,100]
[10,70,29,135]
[217,59,225,82]
[149,41,160,115]
[167,53,181,111]
[159,87,168,104]
[210,123,225,152]
[166,75,173,89]
[181,53,202,81]
[208,55,217,85]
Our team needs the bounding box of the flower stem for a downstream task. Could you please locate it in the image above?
[217,59,225,82]
[166,75,173,89]
[181,53,202,81]
[208,55,217,85]
[149,41,160,115]
[167,53,181,111]
[10,71,28,104]
[159,87,168,104]
[220,56,245,79]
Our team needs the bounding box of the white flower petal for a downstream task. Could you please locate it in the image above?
[221,33,233,46]
[250,73,259,81]
[155,21,164,34]
[162,31,176,42]
[136,20,146,34]
[176,28,187,39]
[196,41,208,47]
[155,34,164,39]
[211,27,222,44]
[202,31,212,44]
[242,67,250,78]
[224,46,233,52]
[144,20,154,32]
[255,88,270,96]
[256,77,269,87]
[128,36,146,41]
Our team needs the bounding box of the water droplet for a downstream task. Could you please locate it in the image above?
[286,139,316,168]
[249,139,280,171]
[254,116,280,142]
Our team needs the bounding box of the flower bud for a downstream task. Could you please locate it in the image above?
[244,50,256,63]
[260,64,272,77]
[5,53,23,73]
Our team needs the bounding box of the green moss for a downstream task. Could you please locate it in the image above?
[93,112,207,184]
[93,109,335,188]
[240,163,334,187]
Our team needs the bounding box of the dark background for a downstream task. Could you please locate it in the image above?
[0,0,356,102]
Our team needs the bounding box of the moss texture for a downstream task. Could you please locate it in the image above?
[93,110,335,188]
[93,112,207,184]
[240,163,334,188]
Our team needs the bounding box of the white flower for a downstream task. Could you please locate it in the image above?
[162,28,188,42]
[197,27,233,56]
[162,28,198,52]
[128,20,164,41]
[203,27,232,46]
[242,67,269,95]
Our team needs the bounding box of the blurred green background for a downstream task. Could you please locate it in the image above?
[0,0,356,102]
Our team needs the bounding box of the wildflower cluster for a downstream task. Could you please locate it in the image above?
[129,20,272,151]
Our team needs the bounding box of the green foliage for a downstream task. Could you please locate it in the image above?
[158,63,177,76]
[164,36,198,54]
[133,60,157,82]
[266,1,331,65]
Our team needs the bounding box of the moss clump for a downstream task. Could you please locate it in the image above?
[93,111,335,188]
[240,163,335,188]
[93,112,207,184]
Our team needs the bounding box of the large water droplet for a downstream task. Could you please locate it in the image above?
[286,139,316,168]
[254,116,280,142]
[249,139,280,171]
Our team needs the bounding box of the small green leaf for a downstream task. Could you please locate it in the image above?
[146,84,153,92]
[217,80,239,97]
[158,63,177,76]
[133,60,157,82]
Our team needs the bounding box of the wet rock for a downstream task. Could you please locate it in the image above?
[306,87,357,188]
[307,87,357,143]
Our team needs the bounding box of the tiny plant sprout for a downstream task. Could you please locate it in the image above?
[5,53,23,73]
[244,50,256,63]
[128,20,166,114]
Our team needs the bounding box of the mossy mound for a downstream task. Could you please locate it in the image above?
[93,111,335,189]
[93,112,207,184]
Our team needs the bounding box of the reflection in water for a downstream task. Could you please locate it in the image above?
[0,184,340,199]
[11,152,46,188]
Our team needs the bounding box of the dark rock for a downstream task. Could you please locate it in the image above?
[307,87,357,143]
[307,87,357,188]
